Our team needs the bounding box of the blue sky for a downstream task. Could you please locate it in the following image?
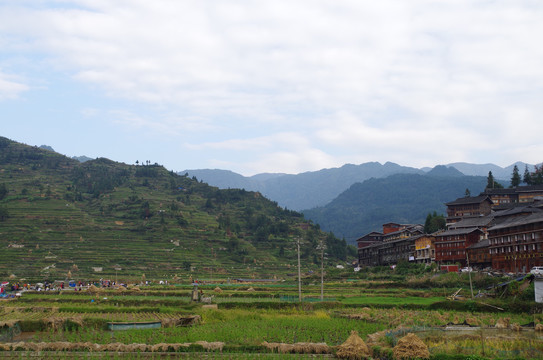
[1,1,542,175]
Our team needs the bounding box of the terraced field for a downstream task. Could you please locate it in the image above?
[0,137,352,282]
[1,277,542,359]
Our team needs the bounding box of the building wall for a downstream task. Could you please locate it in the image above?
[489,220,543,273]
[415,236,435,263]
[467,247,491,268]
[435,232,481,267]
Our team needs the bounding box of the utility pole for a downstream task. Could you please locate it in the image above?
[297,237,302,302]
[466,252,474,299]
[317,239,326,301]
[320,247,324,301]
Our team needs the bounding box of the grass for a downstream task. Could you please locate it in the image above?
[341,295,444,306]
[1,278,542,359]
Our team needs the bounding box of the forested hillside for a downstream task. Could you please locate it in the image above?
[184,162,423,210]
[303,171,487,243]
[0,137,352,281]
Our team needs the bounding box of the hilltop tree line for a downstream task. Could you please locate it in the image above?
[485,163,543,190]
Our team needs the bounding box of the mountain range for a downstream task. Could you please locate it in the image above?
[303,168,489,242]
[183,161,530,211]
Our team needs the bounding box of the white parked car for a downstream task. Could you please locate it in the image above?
[460,267,473,273]
[530,266,543,275]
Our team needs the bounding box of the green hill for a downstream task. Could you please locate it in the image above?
[0,137,350,282]
[303,171,487,243]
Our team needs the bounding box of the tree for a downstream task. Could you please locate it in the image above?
[486,171,503,189]
[0,183,7,200]
[424,212,446,234]
[464,188,471,197]
[510,165,521,188]
[0,206,9,221]
[534,164,543,185]
[524,165,533,185]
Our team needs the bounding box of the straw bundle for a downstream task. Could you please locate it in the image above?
[336,330,371,359]
[495,318,510,329]
[392,333,430,360]
[511,323,522,331]
[195,341,225,351]
[86,284,101,293]
[262,342,330,354]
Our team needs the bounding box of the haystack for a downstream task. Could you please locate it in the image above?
[511,323,522,332]
[262,342,330,354]
[195,341,225,351]
[247,287,255,292]
[536,324,543,332]
[392,333,430,360]
[495,318,510,329]
[214,286,223,293]
[86,284,101,293]
[336,330,371,359]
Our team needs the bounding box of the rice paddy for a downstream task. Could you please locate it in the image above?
[1,277,543,359]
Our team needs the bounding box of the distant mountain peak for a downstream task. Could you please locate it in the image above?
[39,145,55,152]
[427,165,465,177]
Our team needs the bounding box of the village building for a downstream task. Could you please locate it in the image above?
[358,236,418,267]
[482,185,543,207]
[355,231,383,249]
[445,195,493,225]
[467,238,491,269]
[357,223,422,267]
[414,235,436,264]
[488,211,543,273]
[358,241,382,267]
[434,227,484,267]
[382,224,423,241]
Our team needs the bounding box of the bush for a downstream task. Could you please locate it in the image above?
[18,320,46,332]
[63,319,80,331]
[82,317,110,330]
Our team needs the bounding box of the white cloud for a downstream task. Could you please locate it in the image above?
[1,1,542,173]
[0,71,28,100]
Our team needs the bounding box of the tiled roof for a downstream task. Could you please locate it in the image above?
[516,185,543,193]
[446,195,492,206]
[435,227,483,237]
[468,238,490,249]
[488,212,543,231]
[448,215,494,229]
[493,205,542,218]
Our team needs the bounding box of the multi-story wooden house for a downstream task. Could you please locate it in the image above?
[488,212,543,273]
[355,231,383,249]
[445,195,493,225]
[357,223,422,267]
[482,185,543,207]
[358,236,418,267]
[382,224,423,242]
[467,239,491,269]
[435,227,484,267]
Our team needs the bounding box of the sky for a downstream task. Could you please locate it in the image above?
[1,1,542,176]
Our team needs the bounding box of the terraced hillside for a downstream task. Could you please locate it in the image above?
[0,137,351,281]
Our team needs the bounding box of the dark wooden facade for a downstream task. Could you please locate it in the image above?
[358,236,416,267]
[445,196,493,224]
[488,213,543,273]
[467,239,491,269]
[435,228,484,267]
[356,231,383,249]
[483,185,543,207]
